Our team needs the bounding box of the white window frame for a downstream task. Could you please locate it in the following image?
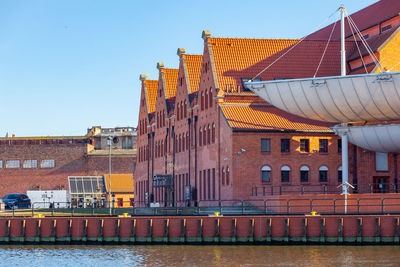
[41,159,55,168]
[6,160,20,168]
[23,159,38,168]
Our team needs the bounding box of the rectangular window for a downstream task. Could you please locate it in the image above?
[281,171,290,182]
[199,171,202,201]
[338,170,342,183]
[300,171,309,182]
[337,139,342,153]
[382,24,392,32]
[319,171,328,182]
[300,139,309,152]
[41,159,55,168]
[212,168,216,200]
[262,170,271,183]
[6,160,20,168]
[319,139,328,153]
[23,160,38,168]
[376,152,389,171]
[0,160,2,168]
[261,139,271,152]
[281,139,290,152]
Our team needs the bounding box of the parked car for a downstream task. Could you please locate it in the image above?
[2,194,31,209]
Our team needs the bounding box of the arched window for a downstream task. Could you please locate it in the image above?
[205,91,209,109]
[338,166,342,183]
[226,167,230,185]
[157,113,159,128]
[300,166,309,183]
[177,103,180,120]
[221,168,225,185]
[179,134,182,152]
[207,125,211,144]
[180,101,184,120]
[261,166,271,183]
[212,124,215,143]
[209,88,213,108]
[161,141,164,157]
[186,132,189,150]
[319,166,328,182]
[184,101,187,118]
[203,126,207,145]
[176,136,179,153]
[201,92,204,110]
[199,128,202,146]
[163,111,165,127]
[281,165,290,182]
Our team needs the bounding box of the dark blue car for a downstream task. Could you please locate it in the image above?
[2,194,31,209]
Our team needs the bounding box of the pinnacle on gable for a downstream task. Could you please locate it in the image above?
[177,48,186,56]
[157,62,165,70]
[202,30,211,40]
[139,74,147,81]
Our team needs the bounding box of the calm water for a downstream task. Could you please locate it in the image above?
[1,245,400,266]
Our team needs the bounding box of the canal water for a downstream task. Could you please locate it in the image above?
[2,245,400,266]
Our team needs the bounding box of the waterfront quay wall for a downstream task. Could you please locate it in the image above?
[1,215,400,244]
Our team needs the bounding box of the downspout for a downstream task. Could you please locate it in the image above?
[147,133,150,207]
[353,145,358,193]
[395,153,398,193]
[164,127,169,207]
[194,115,198,206]
[151,131,155,204]
[187,117,192,207]
[172,126,176,207]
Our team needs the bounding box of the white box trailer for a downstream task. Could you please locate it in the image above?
[27,190,69,208]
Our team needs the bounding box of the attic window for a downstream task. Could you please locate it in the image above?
[363,34,369,39]
[382,25,392,32]
[241,78,261,92]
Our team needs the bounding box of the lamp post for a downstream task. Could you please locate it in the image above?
[107,136,112,215]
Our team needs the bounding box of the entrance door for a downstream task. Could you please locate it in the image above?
[373,176,389,193]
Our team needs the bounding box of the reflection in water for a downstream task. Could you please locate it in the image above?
[1,245,400,266]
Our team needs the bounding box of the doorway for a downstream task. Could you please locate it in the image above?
[373,176,389,193]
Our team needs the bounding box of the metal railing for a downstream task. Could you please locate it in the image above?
[3,197,400,217]
[253,183,399,196]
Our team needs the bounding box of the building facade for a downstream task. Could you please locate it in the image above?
[0,126,137,195]
[135,0,400,207]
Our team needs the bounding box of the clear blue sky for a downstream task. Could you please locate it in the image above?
[0,0,377,137]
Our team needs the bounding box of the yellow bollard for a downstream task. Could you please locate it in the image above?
[311,211,317,216]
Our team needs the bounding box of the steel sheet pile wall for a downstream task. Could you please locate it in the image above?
[0,216,399,244]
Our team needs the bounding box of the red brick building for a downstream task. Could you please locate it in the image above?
[0,126,136,195]
[135,0,400,207]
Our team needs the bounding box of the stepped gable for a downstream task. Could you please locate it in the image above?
[143,79,158,115]
[308,0,400,40]
[207,37,343,93]
[161,68,179,115]
[184,54,202,94]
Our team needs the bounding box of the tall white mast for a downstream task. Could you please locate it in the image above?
[339,6,350,212]
[340,6,346,76]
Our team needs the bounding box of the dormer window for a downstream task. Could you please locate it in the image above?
[382,24,392,32]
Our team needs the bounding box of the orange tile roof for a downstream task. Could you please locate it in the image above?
[208,38,342,91]
[183,54,202,93]
[104,174,134,193]
[220,104,334,132]
[144,80,158,114]
[162,68,179,99]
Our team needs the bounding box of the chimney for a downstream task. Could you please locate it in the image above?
[202,30,211,40]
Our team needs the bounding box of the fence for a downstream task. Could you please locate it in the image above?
[3,197,400,217]
[253,183,399,196]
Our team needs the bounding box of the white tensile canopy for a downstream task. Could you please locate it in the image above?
[246,72,400,123]
[332,123,400,153]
